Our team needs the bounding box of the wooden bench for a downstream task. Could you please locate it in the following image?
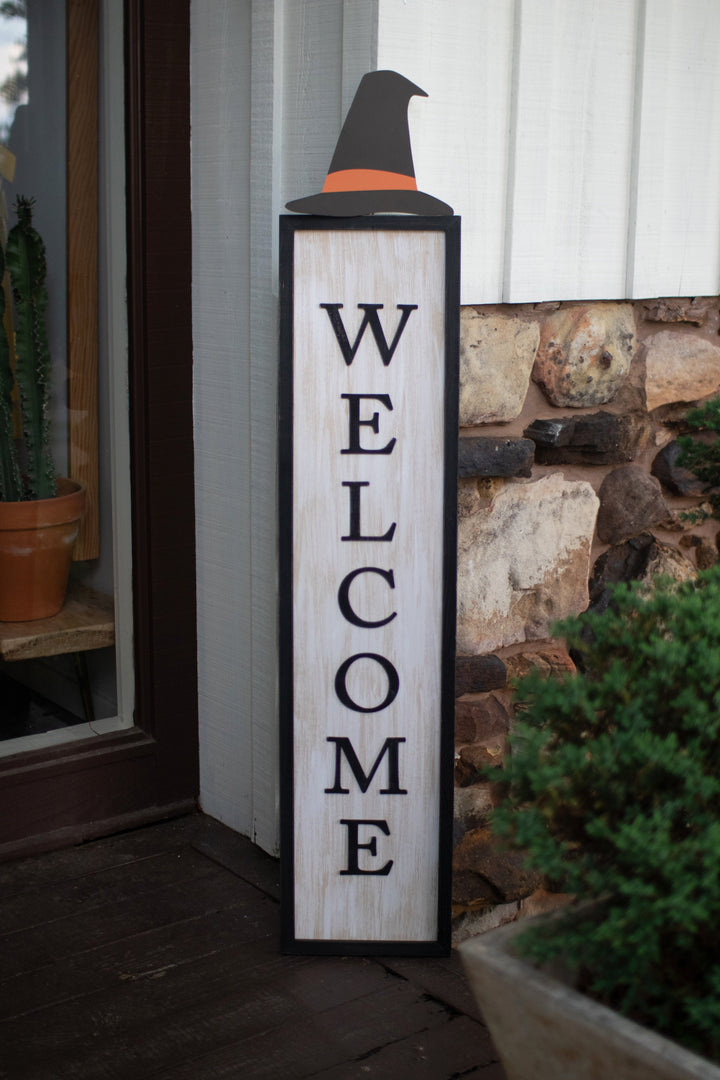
[0,584,115,724]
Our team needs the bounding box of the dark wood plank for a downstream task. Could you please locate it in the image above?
[379,952,485,1023]
[2,952,418,1079]
[2,944,304,1079]
[277,955,394,1013]
[0,906,281,1024]
[0,813,205,897]
[150,1024,347,1080]
[188,814,281,901]
[146,981,456,1080]
[308,982,451,1057]
[462,1066,509,1079]
[310,1015,497,1079]
[0,815,506,1080]
[1,860,273,978]
[1,846,228,933]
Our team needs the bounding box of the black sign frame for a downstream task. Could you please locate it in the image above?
[279,215,460,956]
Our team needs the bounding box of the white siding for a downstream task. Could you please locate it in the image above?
[375,0,515,304]
[192,0,378,853]
[630,0,720,298]
[374,0,720,303]
[504,0,638,301]
[192,0,264,845]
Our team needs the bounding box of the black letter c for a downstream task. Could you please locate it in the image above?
[337,567,396,628]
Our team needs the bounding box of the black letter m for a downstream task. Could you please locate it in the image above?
[324,736,407,794]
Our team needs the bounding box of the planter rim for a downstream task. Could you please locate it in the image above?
[459,914,720,1078]
[0,478,85,529]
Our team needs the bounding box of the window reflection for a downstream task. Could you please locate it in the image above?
[0,2,27,146]
[0,2,123,748]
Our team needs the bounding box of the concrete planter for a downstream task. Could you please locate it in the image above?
[459,916,720,1080]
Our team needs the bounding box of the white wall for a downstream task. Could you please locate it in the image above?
[193,0,720,854]
[192,0,378,854]
[192,0,275,850]
[375,0,720,303]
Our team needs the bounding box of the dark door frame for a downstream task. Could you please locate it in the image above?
[0,0,198,859]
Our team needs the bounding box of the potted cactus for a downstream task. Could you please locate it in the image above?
[0,196,84,621]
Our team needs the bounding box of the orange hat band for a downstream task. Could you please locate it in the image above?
[322,168,418,194]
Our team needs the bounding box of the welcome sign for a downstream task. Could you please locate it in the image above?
[279,216,459,955]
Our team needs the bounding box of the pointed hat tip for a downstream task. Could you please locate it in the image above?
[369,69,428,99]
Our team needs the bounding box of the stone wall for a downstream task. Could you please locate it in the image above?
[452,296,720,943]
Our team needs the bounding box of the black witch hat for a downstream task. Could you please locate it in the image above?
[286,70,453,216]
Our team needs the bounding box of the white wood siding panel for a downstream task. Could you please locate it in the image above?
[192,0,257,840]
[193,0,381,856]
[376,0,514,304]
[506,0,639,301]
[275,0,720,303]
[630,0,720,298]
[279,0,344,198]
[373,0,720,302]
[248,0,283,854]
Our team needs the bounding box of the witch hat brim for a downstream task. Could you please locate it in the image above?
[286,70,453,217]
[286,188,453,217]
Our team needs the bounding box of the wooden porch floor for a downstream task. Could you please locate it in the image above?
[0,813,507,1079]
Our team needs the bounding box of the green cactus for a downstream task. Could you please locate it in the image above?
[0,195,56,500]
[0,239,22,500]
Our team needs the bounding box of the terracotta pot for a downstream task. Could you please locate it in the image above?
[0,479,86,621]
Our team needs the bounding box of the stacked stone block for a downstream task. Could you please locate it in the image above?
[452,296,720,942]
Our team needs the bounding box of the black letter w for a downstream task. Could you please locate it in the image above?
[320,303,417,366]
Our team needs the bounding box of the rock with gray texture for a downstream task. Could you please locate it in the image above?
[504,647,576,685]
[455,654,507,697]
[639,538,697,584]
[457,474,599,654]
[524,411,650,465]
[454,785,495,838]
[643,298,712,326]
[694,541,717,570]
[459,311,540,424]
[458,436,535,477]
[596,465,674,544]
[455,738,508,787]
[644,331,720,411]
[651,441,706,496]
[453,826,543,906]
[589,533,656,610]
[455,691,511,745]
[589,532,696,613]
[533,303,635,407]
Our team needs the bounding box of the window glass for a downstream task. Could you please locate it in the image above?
[0,1,130,751]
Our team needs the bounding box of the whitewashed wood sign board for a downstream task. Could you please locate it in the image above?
[279,216,460,955]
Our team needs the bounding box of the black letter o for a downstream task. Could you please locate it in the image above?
[334,653,399,713]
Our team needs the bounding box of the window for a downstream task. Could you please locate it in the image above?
[0,0,132,753]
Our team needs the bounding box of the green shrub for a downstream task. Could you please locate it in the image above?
[677,396,720,523]
[492,566,720,1061]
